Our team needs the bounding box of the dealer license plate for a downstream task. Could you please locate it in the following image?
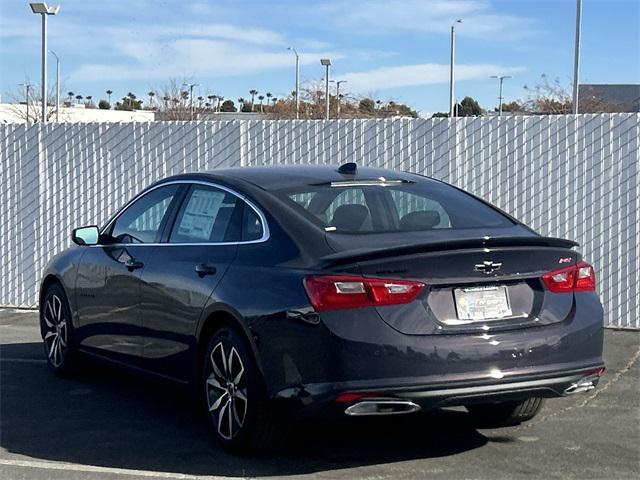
[454,286,512,321]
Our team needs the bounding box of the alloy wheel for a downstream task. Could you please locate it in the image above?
[206,341,248,440]
[43,294,67,367]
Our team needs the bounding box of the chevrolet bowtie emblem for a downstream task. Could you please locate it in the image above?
[474,261,502,274]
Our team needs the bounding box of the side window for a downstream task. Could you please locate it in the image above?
[110,185,180,243]
[242,205,264,242]
[169,185,240,243]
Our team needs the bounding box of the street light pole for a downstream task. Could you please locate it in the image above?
[320,58,331,120]
[449,19,462,118]
[19,83,32,126]
[331,80,347,118]
[30,3,59,124]
[288,47,300,119]
[183,83,199,120]
[572,0,582,114]
[491,75,511,116]
[49,50,59,122]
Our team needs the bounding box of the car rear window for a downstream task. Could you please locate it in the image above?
[275,180,514,233]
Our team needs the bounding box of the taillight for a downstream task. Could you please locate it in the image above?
[542,260,596,293]
[303,275,425,312]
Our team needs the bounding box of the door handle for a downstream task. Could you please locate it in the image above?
[124,259,144,271]
[195,263,217,277]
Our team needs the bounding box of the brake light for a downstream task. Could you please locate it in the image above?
[303,275,425,311]
[542,260,596,293]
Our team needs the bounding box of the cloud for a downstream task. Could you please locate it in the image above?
[73,39,343,82]
[340,63,526,92]
[319,0,538,39]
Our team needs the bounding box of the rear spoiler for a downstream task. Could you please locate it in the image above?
[321,236,579,266]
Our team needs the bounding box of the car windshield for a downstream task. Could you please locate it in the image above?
[274,180,514,233]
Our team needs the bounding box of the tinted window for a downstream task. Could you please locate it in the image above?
[242,205,264,241]
[275,181,513,233]
[110,185,179,243]
[169,185,240,243]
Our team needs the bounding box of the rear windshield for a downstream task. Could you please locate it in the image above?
[274,181,514,233]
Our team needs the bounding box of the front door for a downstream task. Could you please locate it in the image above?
[75,184,184,362]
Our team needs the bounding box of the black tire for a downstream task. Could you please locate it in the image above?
[202,326,289,453]
[40,283,79,375]
[466,397,545,427]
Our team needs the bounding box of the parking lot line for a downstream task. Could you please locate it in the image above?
[0,459,232,479]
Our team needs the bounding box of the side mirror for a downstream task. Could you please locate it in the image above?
[72,226,100,246]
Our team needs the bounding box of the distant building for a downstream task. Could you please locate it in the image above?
[0,103,155,123]
[579,84,640,113]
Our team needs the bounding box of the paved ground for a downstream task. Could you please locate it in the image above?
[0,309,638,480]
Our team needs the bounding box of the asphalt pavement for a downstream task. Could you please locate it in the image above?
[1,309,638,480]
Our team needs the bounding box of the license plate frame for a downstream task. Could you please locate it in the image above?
[453,285,512,321]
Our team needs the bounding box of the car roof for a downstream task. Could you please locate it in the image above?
[164,165,427,191]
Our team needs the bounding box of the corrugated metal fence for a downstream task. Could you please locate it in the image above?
[1,115,638,327]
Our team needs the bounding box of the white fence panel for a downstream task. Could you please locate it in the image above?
[0,115,638,327]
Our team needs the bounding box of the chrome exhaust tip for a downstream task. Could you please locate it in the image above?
[344,400,421,416]
[564,376,599,395]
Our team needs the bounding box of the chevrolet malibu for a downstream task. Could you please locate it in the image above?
[40,164,604,452]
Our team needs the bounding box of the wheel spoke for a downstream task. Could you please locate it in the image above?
[48,335,58,359]
[54,295,62,323]
[228,399,234,437]
[44,331,56,340]
[217,400,231,439]
[206,374,225,391]
[234,388,247,403]
[232,397,246,427]
[229,347,244,385]
[45,301,55,327]
[211,343,228,380]
[209,391,228,412]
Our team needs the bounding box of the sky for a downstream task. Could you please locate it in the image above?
[0,0,638,115]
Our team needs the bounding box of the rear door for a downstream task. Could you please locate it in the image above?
[138,183,244,380]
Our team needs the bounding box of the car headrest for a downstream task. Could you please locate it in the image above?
[331,204,370,230]
[399,210,441,230]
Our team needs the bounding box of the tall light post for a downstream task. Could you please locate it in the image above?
[320,58,331,120]
[49,50,59,122]
[287,47,300,119]
[491,75,511,116]
[330,80,347,118]
[182,83,199,120]
[572,0,582,114]
[30,3,59,124]
[19,83,33,126]
[449,19,462,118]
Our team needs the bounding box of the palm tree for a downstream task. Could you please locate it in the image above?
[163,95,170,109]
[197,96,204,108]
[67,91,74,103]
[148,91,155,107]
[266,92,272,106]
[216,96,223,112]
[207,95,215,110]
[249,89,258,111]
[258,95,265,112]
[75,94,83,101]
[106,89,113,105]
[85,95,93,106]
[237,97,245,111]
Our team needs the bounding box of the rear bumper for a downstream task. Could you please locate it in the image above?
[273,364,605,417]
